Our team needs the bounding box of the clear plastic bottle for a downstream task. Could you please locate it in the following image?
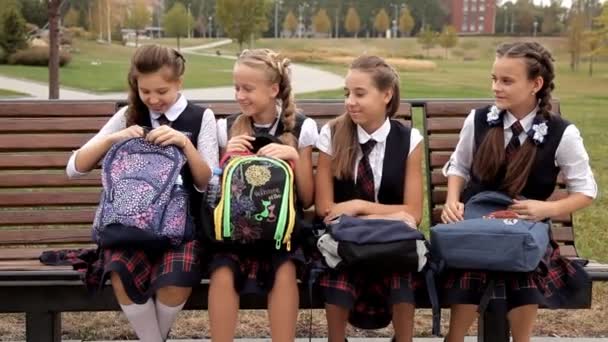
[206,167,223,208]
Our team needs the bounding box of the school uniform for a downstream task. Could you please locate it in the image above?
[66,94,219,304]
[316,118,425,329]
[442,105,597,310]
[209,110,319,295]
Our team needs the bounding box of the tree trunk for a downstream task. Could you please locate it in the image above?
[589,56,593,77]
[48,0,60,99]
[135,32,139,48]
[177,36,181,51]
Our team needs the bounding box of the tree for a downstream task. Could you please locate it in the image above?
[283,10,298,37]
[63,7,80,27]
[20,0,48,28]
[417,25,437,57]
[399,7,414,37]
[312,8,331,36]
[49,0,61,99]
[374,8,390,37]
[567,9,586,71]
[514,0,536,34]
[437,25,458,59]
[584,3,608,76]
[0,5,27,55]
[163,2,194,50]
[344,6,360,38]
[127,0,151,47]
[216,0,270,51]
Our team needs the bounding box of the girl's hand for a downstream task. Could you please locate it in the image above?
[509,199,555,221]
[441,201,464,223]
[226,135,255,153]
[108,125,145,144]
[145,125,189,149]
[323,200,363,224]
[257,143,299,162]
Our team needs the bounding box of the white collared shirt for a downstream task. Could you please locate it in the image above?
[316,118,423,201]
[66,94,219,192]
[444,108,597,198]
[217,112,319,150]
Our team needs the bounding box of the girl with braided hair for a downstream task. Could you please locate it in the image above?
[441,42,597,342]
[208,48,318,341]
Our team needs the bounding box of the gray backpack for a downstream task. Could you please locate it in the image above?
[430,191,550,272]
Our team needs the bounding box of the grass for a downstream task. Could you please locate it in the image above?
[0,39,235,92]
[0,88,28,97]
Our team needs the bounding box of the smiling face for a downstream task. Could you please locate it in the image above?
[492,56,543,115]
[136,67,182,113]
[343,69,392,130]
[233,63,279,119]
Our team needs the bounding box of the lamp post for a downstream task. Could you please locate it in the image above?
[533,19,538,37]
[208,16,213,38]
[297,2,309,38]
[274,0,283,38]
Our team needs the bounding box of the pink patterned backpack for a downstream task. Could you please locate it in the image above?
[92,137,193,250]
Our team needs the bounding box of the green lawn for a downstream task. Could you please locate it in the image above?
[0,88,28,97]
[0,39,235,92]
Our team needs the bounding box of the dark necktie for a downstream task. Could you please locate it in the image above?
[157,114,170,126]
[356,139,377,201]
[506,121,523,159]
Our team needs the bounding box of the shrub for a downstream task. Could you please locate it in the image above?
[8,47,72,67]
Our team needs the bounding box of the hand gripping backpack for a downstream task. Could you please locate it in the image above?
[92,137,193,250]
[430,191,550,272]
[209,135,298,251]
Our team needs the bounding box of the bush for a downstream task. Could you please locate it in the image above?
[460,40,479,50]
[8,47,72,67]
[65,27,89,39]
[0,45,7,64]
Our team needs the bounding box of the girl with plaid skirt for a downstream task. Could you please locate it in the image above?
[315,55,425,342]
[441,42,597,342]
[66,45,219,342]
[208,49,318,342]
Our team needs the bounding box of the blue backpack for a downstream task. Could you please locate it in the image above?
[430,191,550,272]
[92,138,194,250]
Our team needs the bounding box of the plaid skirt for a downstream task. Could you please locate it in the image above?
[441,239,589,311]
[99,239,203,304]
[208,246,306,296]
[319,268,424,330]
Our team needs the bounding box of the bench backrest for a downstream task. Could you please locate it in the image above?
[0,100,411,254]
[422,100,580,258]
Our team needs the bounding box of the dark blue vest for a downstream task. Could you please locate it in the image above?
[333,120,411,204]
[463,105,570,202]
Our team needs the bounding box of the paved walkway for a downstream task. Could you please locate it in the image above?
[0,39,344,101]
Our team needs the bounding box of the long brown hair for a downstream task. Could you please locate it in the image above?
[125,45,185,126]
[229,49,297,147]
[330,55,400,180]
[472,42,556,196]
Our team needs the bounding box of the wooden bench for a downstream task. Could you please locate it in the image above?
[0,99,412,342]
[422,100,608,341]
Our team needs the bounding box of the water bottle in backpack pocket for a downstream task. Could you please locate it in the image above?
[92,137,193,251]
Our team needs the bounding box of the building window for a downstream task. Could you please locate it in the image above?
[464,5,468,12]
[479,5,485,11]
[478,24,484,31]
[462,23,468,31]
[470,24,475,31]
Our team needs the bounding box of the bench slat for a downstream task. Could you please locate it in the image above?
[427,117,466,134]
[0,134,94,151]
[0,247,94,261]
[0,228,91,245]
[0,209,95,226]
[0,171,101,187]
[428,136,460,151]
[0,101,116,117]
[0,118,107,133]
[0,152,71,168]
[0,190,100,206]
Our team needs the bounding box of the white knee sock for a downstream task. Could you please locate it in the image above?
[120,299,163,342]
[156,300,186,340]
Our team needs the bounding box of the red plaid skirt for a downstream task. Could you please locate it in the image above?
[441,239,589,310]
[208,247,305,295]
[100,240,203,304]
[319,269,423,329]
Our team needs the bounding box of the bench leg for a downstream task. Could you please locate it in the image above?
[26,311,61,342]
[478,302,509,342]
